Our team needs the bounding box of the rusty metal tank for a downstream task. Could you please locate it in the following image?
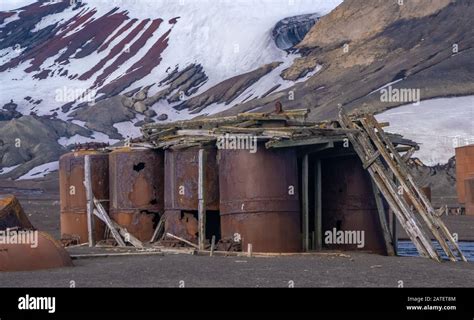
[59,150,109,244]
[109,148,164,242]
[464,175,474,216]
[164,147,219,211]
[163,147,219,243]
[455,145,474,204]
[321,156,387,254]
[219,146,301,253]
[0,231,73,271]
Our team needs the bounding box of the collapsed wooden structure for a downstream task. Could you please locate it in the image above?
[78,108,466,262]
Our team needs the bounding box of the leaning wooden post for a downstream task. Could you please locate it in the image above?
[302,154,309,251]
[314,159,322,251]
[84,155,95,247]
[198,148,207,251]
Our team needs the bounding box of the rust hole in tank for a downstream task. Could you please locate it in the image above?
[133,162,146,172]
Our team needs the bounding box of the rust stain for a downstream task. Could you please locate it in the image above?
[164,147,219,211]
[455,145,474,204]
[0,232,73,272]
[59,151,109,243]
[219,146,301,253]
[109,148,164,242]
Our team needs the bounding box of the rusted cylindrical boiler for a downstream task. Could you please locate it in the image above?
[455,145,474,204]
[164,147,219,211]
[59,150,109,243]
[464,175,474,216]
[219,147,301,253]
[321,156,387,254]
[163,147,219,243]
[109,148,164,242]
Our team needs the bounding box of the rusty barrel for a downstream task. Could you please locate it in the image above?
[109,148,164,242]
[164,147,219,211]
[321,156,387,254]
[59,150,109,243]
[0,231,73,271]
[163,147,219,243]
[455,145,474,204]
[465,175,474,216]
[219,147,301,253]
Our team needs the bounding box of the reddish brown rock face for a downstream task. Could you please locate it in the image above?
[0,2,174,99]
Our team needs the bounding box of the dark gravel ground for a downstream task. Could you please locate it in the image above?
[1,175,473,288]
[1,251,473,288]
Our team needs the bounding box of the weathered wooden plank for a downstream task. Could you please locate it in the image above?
[314,159,322,251]
[302,154,309,252]
[150,215,166,243]
[371,180,395,256]
[83,155,95,248]
[198,149,207,251]
[361,116,459,261]
[338,109,440,261]
[166,233,199,249]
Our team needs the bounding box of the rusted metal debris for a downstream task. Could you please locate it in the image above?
[59,150,109,244]
[1,196,73,271]
[72,142,109,152]
[0,231,73,271]
[0,195,34,230]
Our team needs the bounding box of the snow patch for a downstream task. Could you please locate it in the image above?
[17,161,59,180]
[376,96,474,166]
[0,164,20,175]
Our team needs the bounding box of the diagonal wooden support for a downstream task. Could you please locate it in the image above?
[364,115,466,262]
[338,109,441,261]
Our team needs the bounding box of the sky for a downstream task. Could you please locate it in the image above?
[0,0,36,11]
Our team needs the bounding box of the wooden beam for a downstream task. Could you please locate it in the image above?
[150,215,166,243]
[314,159,322,251]
[302,154,309,252]
[210,235,216,257]
[166,233,199,249]
[198,148,207,251]
[267,137,343,149]
[371,180,395,256]
[92,206,127,247]
[83,155,95,247]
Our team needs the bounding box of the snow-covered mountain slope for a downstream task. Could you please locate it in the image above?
[0,0,341,121]
[376,96,474,166]
[0,0,343,179]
